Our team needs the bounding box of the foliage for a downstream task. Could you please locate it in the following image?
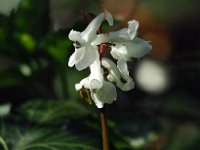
[0,122,101,150]
[1,0,200,150]
[19,100,90,124]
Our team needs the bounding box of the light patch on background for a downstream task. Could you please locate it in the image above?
[19,64,32,77]
[135,59,170,94]
[0,0,21,16]
[0,103,11,117]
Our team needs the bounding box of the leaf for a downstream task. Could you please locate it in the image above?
[0,122,101,150]
[40,32,72,64]
[168,124,200,150]
[19,100,90,124]
[15,0,50,38]
[15,32,36,53]
[0,69,22,88]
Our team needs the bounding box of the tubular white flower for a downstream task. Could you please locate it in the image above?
[82,12,113,42]
[108,21,152,92]
[75,77,89,91]
[107,19,152,61]
[110,38,152,61]
[101,58,134,91]
[68,12,113,71]
[75,52,103,90]
[91,81,117,108]
[75,55,117,108]
[88,53,104,90]
[109,20,139,41]
[68,44,99,71]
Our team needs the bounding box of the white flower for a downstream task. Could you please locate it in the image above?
[75,52,117,108]
[109,20,139,41]
[91,81,117,108]
[101,58,134,91]
[75,52,103,91]
[109,20,152,82]
[68,12,113,71]
[68,12,152,108]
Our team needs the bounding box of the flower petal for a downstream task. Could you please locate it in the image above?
[128,20,139,40]
[68,30,82,42]
[89,55,104,90]
[124,37,152,58]
[75,77,89,90]
[68,52,75,67]
[91,34,109,46]
[117,59,129,79]
[108,20,138,41]
[110,44,127,60]
[91,81,117,108]
[101,58,135,91]
[109,28,130,41]
[75,44,98,70]
[101,58,121,80]
[91,93,104,108]
[82,13,105,42]
[122,79,135,91]
[82,12,113,42]
[101,58,123,87]
[105,12,113,26]
[100,81,117,104]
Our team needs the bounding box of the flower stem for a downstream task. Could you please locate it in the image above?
[100,106,109,150]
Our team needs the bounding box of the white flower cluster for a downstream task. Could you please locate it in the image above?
[68,12,152,108]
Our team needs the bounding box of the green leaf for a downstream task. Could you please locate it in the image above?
[15,33,36,53]
[168,124,200,150]
[15,0,50,38]
[0,122,101,150]
[19,100,90,124]
[0,69,22,88]
[40,32,72,64]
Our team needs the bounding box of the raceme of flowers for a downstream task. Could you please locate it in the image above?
[68,12,152,108]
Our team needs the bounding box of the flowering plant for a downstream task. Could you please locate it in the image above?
[68,12,152,108]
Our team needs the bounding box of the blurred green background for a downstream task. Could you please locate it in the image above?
[0,0,200,150]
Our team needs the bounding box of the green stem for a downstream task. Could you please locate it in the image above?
[100,106,109,150]
[59,65,69,99]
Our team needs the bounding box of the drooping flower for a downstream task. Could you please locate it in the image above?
[68,12,152,108]
[101,58,134,91]
[74,52,117,108]
[109,21,152,81]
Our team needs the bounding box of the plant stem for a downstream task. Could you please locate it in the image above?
[59,65,69,100]
[100,106,109,150]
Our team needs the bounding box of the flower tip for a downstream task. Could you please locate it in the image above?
[145,41,153,52]
[68,30,81,42]
[68,29,74,40]
[68,53,75,67]
[105,12,113,26]
[121,80,135,91]
[128,20,139,40]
